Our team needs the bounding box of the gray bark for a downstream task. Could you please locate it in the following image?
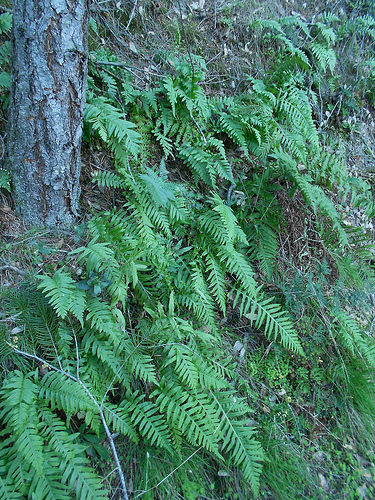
[6,0,89,227]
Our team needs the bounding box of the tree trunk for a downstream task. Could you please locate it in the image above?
[6,0,89,227]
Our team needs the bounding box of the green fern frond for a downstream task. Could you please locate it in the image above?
[0,371,108,499]
[84,96,140,158]
[0,168,10,192]
[235,291,303,354]
[165,343,200,389]
[83,335,129,386]
[277,86,319,148]
[103,402,139,443]
[39,408,108,500]
[72,241,118,273]
[37,270,86,325]
[152,382,222,456]
[247,220,278,279]
[93,170,127,189]
[38,371,99,428]
[211,194,248,245]
[204,251,227,313]
[190,262,216,325]
[131,399,173,451]
[139,167,176,208]
[127,349,158,384]
[85,297,121,342]
[217,244,257,294]
[332,308,375,367]
[0,475,22,500]
[178,140,234,186]
[153,129,174,158]
[0,373,44,476]
[310,42,337,73]
[211,391,264,497]
[0,12,12,35]
[215,112,250,156]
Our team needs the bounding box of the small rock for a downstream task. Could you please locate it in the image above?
[129,41,138,54]
[11,326,23,335]
[319,473,329,490]
[357,484,367,498]
[234,340,243,352]
[313,451,325,461]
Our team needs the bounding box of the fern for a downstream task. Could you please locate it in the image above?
[84,96,141,162]
[178,138,234,186]
[7,22,373,497]
[331,307,375,367]
[0,371,108,500]
[211,390,264,496]
[36,270,87,326]
[0,168,10,192]
[234,289,303,354]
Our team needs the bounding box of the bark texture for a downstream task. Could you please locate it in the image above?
[7,0,89,226]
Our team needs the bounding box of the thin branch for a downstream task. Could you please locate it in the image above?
[93,59,147,84]
[0,134,5,161]
[0,258,26,276]
[125,0,138,31]
[191,114,207,145]
[46,322,63,372]
[0,312,22,323]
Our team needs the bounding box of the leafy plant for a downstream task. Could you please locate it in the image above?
[3,8,375,499]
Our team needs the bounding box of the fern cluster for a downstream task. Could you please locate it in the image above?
[3,8,375,499]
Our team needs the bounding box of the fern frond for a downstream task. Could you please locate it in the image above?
[85,297,121,342]
[0,372,106,500]
[84,96,140,158]
[119,392,172,452]
[103,402,139,443]
[38,371,99,429]
[178,140,233,186]
[217,244,257,295]
[235,291,303,354]
[247,221,278,280]
[0,168,10,192]
[204,251,227,313]
[0,476,22,500]
[126,349,158,384]
[190,262,216,325]
[211,391,263,497]
[139,167,176,208]
[39,407,108,500]
[37,271,86,325]
[165,343,200,389]
[93,170,127,189]
[152,382,222,456]
[211,194,248,245]
[83,335,129,386]
[72,241,118,273]
[310,42,337,73]
[332,308,375,367]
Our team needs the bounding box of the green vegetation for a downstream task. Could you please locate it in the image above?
[2,2,375,498]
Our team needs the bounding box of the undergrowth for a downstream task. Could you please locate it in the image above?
[2,3,375,499]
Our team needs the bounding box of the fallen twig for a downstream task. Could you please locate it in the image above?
[0,261,26,276]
